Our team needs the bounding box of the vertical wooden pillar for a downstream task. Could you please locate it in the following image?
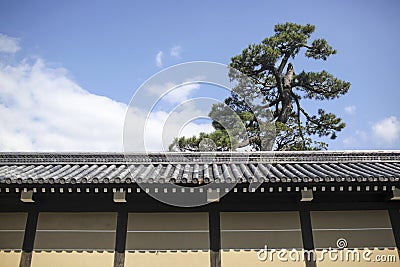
[209,204,221,267]
[19,210,38,267]
[114,210,128,267]
[388,207,400,260]
[299,208,317,267]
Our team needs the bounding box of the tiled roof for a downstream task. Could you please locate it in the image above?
[0,151,399,185]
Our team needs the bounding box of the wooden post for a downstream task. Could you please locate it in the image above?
[209,204,221,267]
[388,207,400,260]
[114,252,125,267]
[299,208,317,267]
[19,252,33,267]
[19,210,38,267]
[114,210,128,267]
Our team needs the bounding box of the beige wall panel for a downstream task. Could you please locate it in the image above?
[0,232,26,250]
[34,232,116,250]
[35,212,117,250]
[127,232,209,250]
[126,213,209,250]
[221,231,302,249]
[315,248,398,266]
[0,251,21,267]
[313,229,395,249]
[37,212,117,230]
[127,213,208,230]
[221,212,301,230]
[311,210,391,229]
[0,213,27,249]
[0,213,27,229]
[221,212,302,249]
[31,251,114,267]
[221,250,305,267]
[311,210,395,248]
[125,251,209,267]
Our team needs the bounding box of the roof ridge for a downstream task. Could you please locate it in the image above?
[0,150,399,164]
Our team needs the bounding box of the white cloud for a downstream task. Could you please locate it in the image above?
[0,59,127,151]
[372,116,400,145]
[0,33,20,54]
[180,122,214,137]
[342,117,400,149]
[344,105,356,115]
[164,83,200,104]
[342,136,354,146]
[0,38,212,152]
[342,130,367,147]
[0,56,212,152]
[170,45,182,57]
[154,46,182,67]
[124,105,214,152]
[155,50,163,67]
[147,82,200,105]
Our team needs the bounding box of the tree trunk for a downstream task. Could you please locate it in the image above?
[278,63,294,123]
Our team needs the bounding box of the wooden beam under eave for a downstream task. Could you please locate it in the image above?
[301,189,313,202]
[20,190,34,203]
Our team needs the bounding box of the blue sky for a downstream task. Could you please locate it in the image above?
[0,0,399,151]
